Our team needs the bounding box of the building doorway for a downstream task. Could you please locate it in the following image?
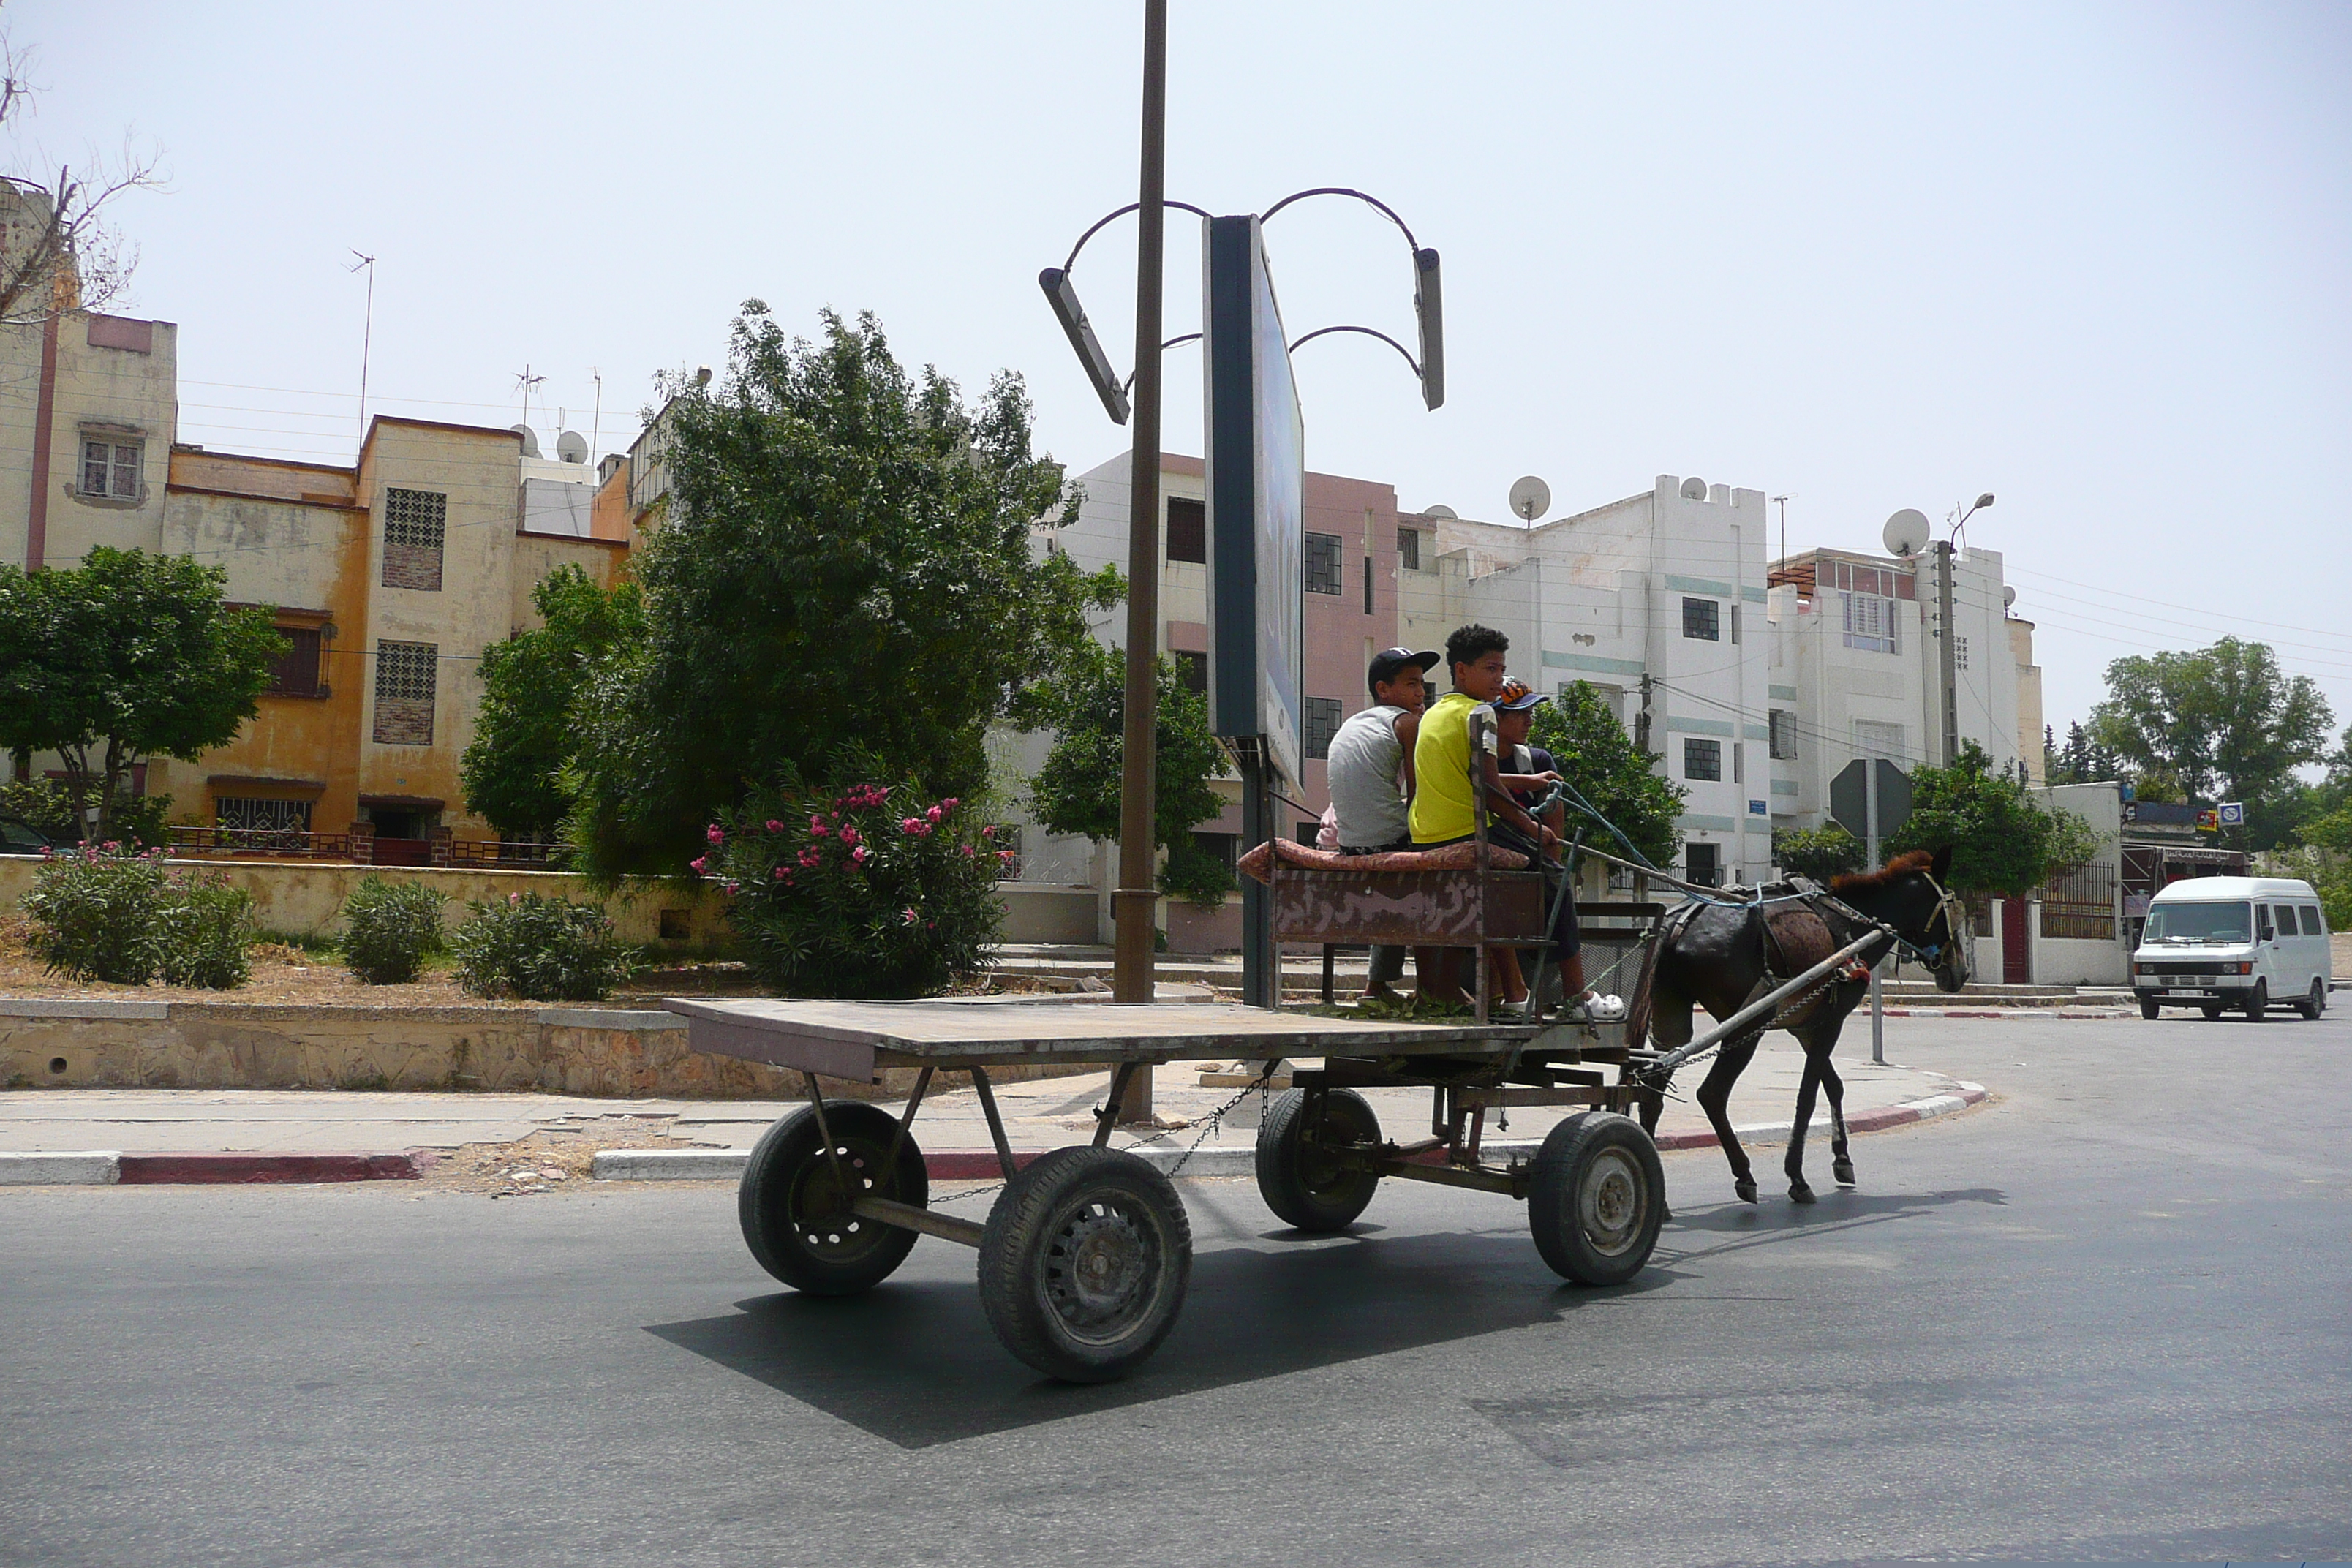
[2000,897,2031,984]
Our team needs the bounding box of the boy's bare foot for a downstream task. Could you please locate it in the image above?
[1360,981,1406,1005]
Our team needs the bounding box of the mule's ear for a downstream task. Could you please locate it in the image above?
[1931,844,1954,883]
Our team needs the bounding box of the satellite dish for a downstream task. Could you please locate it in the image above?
[1423,504,1458,520]
[1508,475,1550,524]
[556,430,589,464]
[1882,508,1931,557]
[1679,476,1708,500]
[2003,584,2018,608]
[509,423,542,458]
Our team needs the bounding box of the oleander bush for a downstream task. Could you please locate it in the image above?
[451,892,636,1001]
[22,843,252,987]
[154,870,257,989]
[339,875,448,985]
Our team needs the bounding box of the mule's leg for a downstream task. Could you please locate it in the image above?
[1818,1040,1855,1186]
[1784,1049,1824,1204]
[1695,1033,1764,1203]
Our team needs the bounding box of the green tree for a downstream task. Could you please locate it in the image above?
[2089,638,2333,832]
[1772,821,1865,881]
[1885,740,2100,896]
[1526,680,1686,870]
[1012,640,1235,908]
[461,566,644,839]
[0,549,283,841]
[568,305,1120,878]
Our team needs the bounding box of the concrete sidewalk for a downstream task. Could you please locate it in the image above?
[0,1045,1979,1173]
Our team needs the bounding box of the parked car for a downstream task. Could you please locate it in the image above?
[0,811,59,855]
[2130,875,2333,1021]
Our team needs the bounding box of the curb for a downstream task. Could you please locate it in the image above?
[588,1079,1991,1183]
[0,1150,432,1186]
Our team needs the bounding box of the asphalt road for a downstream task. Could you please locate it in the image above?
[4,1013,2348,1567]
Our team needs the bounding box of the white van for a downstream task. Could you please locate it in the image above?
[2131,876,2334,1021]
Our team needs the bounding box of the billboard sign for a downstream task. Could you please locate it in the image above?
[1202,214,1304,787]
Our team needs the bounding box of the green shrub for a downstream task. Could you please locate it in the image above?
[340,875,448,985]
[0,779,174,849]
[707,779,1003,998]
[1773,822,1866,881]
[155,871,256,989]
[451,892,636,1001]
[21,843,169,983]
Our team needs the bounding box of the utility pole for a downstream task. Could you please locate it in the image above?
[1112,0,1169,1114]
[347,252,376,449]
[1933,538,1959,766]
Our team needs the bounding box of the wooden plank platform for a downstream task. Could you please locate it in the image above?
[663,996,1608,1083]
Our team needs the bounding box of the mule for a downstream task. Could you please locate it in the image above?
[1632,847,1972,1205]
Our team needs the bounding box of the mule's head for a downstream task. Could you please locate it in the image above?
[1830,845,1972,992]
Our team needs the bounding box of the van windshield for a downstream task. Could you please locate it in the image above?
[2144,902,2252,944]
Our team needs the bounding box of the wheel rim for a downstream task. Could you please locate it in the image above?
[1297,1103,1375,1199]
[1579,1148,1648,1258]
[1042,1194,1164,1345]
[786,1137,894,1263]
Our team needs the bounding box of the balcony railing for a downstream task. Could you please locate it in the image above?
[167,826,371,862]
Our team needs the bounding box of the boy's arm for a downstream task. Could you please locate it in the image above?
[1394,709,1420,799]
[1478,751,1555,851]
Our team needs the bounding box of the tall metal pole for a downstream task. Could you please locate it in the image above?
[1112,1,1168,1074]
[1934,538,1959,766]
[1867,764,1885,1065]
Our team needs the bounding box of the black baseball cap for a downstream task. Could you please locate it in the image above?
[1368,647,1440,687]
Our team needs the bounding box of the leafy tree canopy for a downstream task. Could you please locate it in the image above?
[1886,740,2100,896]
[0,548,282,840]
[2043,720,2123,787]
[1773,821,1865,881]
[461,565,644,839]
[1526,680,1686,870]
[1011,639,1235,909]
[2088,638,2333,825]
[568,305,1120,878]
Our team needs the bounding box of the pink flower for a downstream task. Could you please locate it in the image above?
[926,804,943,824]
[774,866,787,879]
[706,824,725,845]
[723,881,739,895]
[941,798,960,814]
[998,849,1015,864]
[838,826,859,846]
[690,856,709,874]
[765,819,783,833]
[809,816,829,837]
[961,844,975,857]
[799,848,821,868]
[852,845,870,865]
[902,907,919,926]
[981,824,995,840]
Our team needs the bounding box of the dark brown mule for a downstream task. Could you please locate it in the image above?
[1630,847,1972,1204]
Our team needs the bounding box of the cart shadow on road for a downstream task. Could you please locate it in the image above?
[1652,1186,2008,1269]
[644,1225,1671,1450]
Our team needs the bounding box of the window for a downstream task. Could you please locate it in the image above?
[216,797,312,834]
[372,640,437,746]
[382,488,448,592]
[1681,597,1719,641]
[1685,842,1721,888]
[1842,590,1900,654]
[1191,832,1240,877]
[1684,737,1722,781]
[1303,696,1344,761]
[268,626,325,698]
[1853,720,1906,761]
[1730,603,1742,645]
[1768,709,1795,760]
[1166,497,1206,564]
[1363,556,1373,615]
[1304,532,1343,595]
[1397,527,1421,571]
[80,438,142,500]
[1174,650,1207,697]
[1732,741,1744,784]
[2039,862,2117,941]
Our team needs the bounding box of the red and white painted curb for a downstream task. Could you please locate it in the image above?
[0,1150,434,1186]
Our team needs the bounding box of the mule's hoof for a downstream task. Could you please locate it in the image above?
[1734,1178,1759,1205]
[1789,1183,1817,1205]
[1832,1160,1857,1187]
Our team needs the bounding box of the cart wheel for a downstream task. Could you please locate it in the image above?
[739,1103,926,1296]
[1255,1088,1382,1232]
[979,1146,1191,1383]
[1528,1112,1665,1287]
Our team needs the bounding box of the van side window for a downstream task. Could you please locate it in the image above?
[2255,905,2274,941]
[2309,905,2330,935]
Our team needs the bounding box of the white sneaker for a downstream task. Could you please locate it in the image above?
[1567,992,1627,1023]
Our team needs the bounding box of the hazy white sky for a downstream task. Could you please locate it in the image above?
[10,1,2350,738]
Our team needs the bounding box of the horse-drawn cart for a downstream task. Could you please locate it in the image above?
[666,994,1665,1382]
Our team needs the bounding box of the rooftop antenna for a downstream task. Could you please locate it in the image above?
[513,364,547,437]
[589,367,602,472]
[347,251,376,450]
[1771,494,1791,570]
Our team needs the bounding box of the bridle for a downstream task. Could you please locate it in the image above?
[1803,867,1970,975]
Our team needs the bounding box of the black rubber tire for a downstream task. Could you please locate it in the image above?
[2139,997,2160,1020]
[979,1146,1191,1383]
[2298,980,2326,1021]
[1528,1112,1665,1287]
[2242,979,2269,1022]
[739,1103,927,1296]
[1255,1088,1382,1232]
[2200,1003,2225,1020]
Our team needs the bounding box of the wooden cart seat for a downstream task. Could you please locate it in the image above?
[1236,836,1529,883]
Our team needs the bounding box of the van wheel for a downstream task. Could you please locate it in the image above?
[2297,980,2326,1021]
[2199,1002,2225,1020]
[2138,997,2160,1020]
[2242,979,2268,1022]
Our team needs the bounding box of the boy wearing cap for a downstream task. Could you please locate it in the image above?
[1324,647,1438,1001]
[1411,625,1622,1022]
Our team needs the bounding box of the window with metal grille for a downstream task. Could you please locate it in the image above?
[268,627,324,697]
[1842,591,1899,654]
[1304,532,1343,595]
[1684,737,1722,781]
[1769,709,1795,759]
[1396,527,1421,571]
[80,438,141,500]
[216,797,312,834]
[372,640,437,745]
[1681,597,1719,641]
[1166,497,1206,564]
[382,488,448,591]
[1853,719,1907,761]
[1303,696,1344,761]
